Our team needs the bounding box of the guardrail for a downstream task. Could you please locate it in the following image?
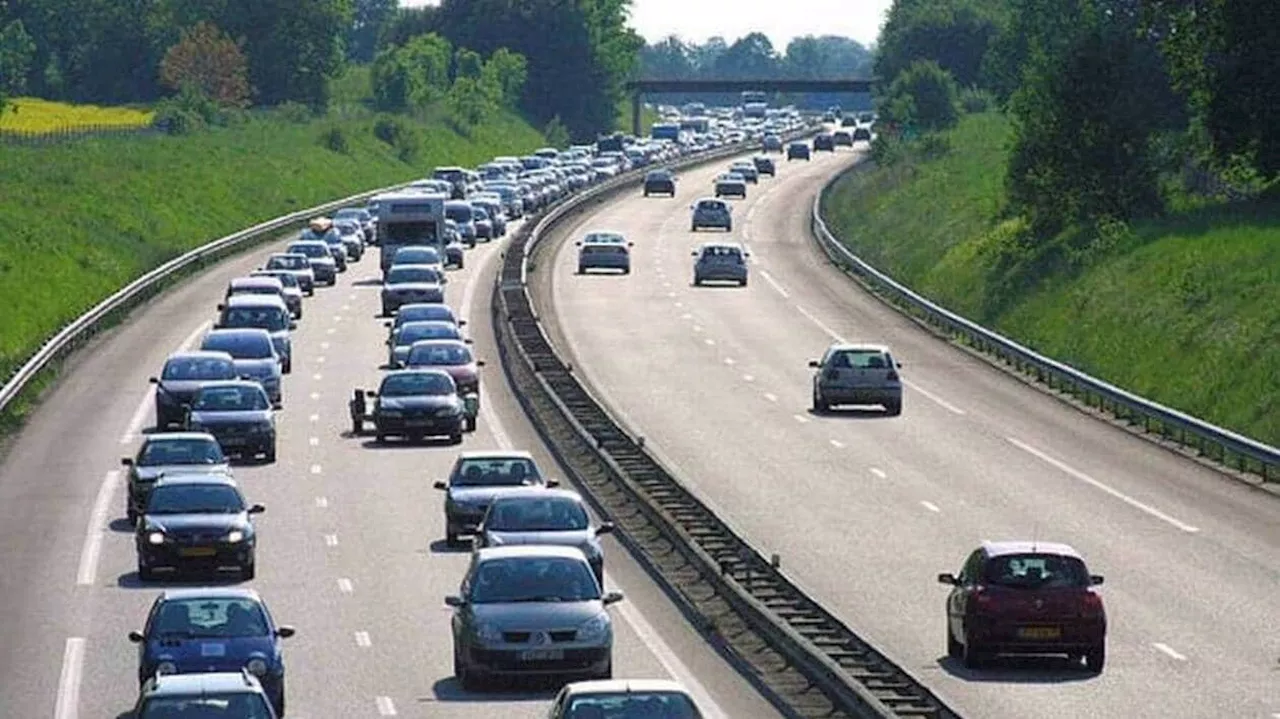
[0,181,411,418]
[810,163,1280,482]
[494,131,961,718]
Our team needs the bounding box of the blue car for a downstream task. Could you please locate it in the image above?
[129,588,295,717]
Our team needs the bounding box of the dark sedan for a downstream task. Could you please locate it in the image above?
[134,473,264,580]
[642,169,676,197]
[122,432,231,525]
[364,369,467,444]
[404,339,484,399]
[434,450,558,546]
[382,265,447,317]
[185,381,277,462]
[151,351,238,429]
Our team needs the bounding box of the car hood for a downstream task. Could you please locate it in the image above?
[142,511,249,534]
[189,409,272,425]
[377,395,461,412]
[145,634,276,671]
[471,600,604,629]
[484,529,595,550]
[448,485,540,505]
[134,463,232,482]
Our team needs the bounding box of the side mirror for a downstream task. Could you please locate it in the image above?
[808,360,821,368]
[444,595,465,607]
[596,522,614,535]
[216,304,225,311]
[627,242,634,247]
[180,403,192,413]
[575,241,582,246]
[475,360,486,367]
[1090,575,1105,585]
[691,251,698,256]
[212,323,224,330]
[382,321,392,328]
[128,631,145,643]
[433,481,448,490]
[121,457,134,466]
[248,504,266,514]
[602,591,624,605]
[896,362,903,368]
[937,573,958,586]
[148,377,159,385]
[289,322,297,330]
[365,390,378,397]
[275,626,296,638]
[458,319,467,326]
[546,479,560,488]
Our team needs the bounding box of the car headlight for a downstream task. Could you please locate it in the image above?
[577,613,611,643]
[224,530,244,543]
[155,661,177,676]
[245,658,268,676]
[148,531,165,545]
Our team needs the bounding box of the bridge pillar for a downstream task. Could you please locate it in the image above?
[631,93,642,137]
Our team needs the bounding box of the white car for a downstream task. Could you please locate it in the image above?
[548,678,704,718]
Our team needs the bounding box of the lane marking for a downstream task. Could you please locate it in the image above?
[829,439,844,448]
[666,291,676,298]
[309,414,320,423]
[321,342,331,350]
[760,270,790,298]
[315,496,329,508]
[76,471,120,586]
[309,437,320,446]
[354,631,372,648]
[1152,643,1187,661]
[920,501,941,513]
[763,393,778,402]
[326,328,336,335]
[691,324,703,332]
[723,358,736,366]
[316,356,326,364]
[309,464,322,475]
[324,534,338,547]
[795,305,844,342]
[903,379,966,415]
[337,578,354,593]
[792,414,809,423]
[870,467,887,479]
[743,374,755,382]
[332,315,341,322]
[674,301,683,308]
[312,373,323,381]
[119,321,213,443]
[309,392,320,400]
[375,696,397,716]
[703,338,715,346]
[348,293,356,300]
[54,637,85,719]
[680,313,693,320]
[1007,437,1200,533]
[341,305,351,311]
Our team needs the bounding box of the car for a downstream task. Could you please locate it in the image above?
[433,450,557,546]
[215,294,295,374]
[833,130,853,147]
[334,206,375,243]
[445,200,478,247]
[150,351,238,429]
[122,432,231,525]
[387,320,467,368]
[199,328,283,407]
[134,473,265,580]
[472,205,495,241]
[358,369,468,443]
[548,679,705,718]
[690,197,732,232]
[813,133,836,152]
[713,173,746,198]
[786,142,811,161]
[403,339,483,398]
[284,240,338,286]
[642,169,676,197]
[853,126,872,142]
[762,134,783,152]
[447,545,623,690]
[185,380,278,461]
[127,588,294,716]
[223,276,290,313]
[692,242,749,286]
[333,220,366,260]
[469,195,508,237]
[131,671,279,719]
[476,488,613,585]
[728,161,759,183]
[384,303,465,341]
[808,343,903,416]
[300,217,349,273]
[390,245,446,274]
[382,264,447,317]
[576,235,634,275]
[246,271,304,319]
[938,541,1107,672]
[751,155,776,176]
[263,253,315,295]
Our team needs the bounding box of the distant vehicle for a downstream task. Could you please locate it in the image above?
[576,233,634,275]
[690,197,732,232]
[360,369,467,444]
[713,173,747,199]
[150,351,238,429]
[244,272,303,319]
[433,450,556,546]
[284,240,337,286]
[384,303,464,341]
[121,431,230,525]
[445,199,478,247]
[643,169,676,197]
[134,473,265,580]
[215,294,295,374]
[185,380,278,461]
[381,264,447,317]
[813,133,836,152]
[833,130,853,147]
[476,487,614,585]
[198,329,282,407]
[808,343,903,416]
[787,142,811,161]
[387,320,467,368]
[853,126,872,143]
[403,339,483,399]
[549,679,705,719]
[729,161,759,183]
[650,123,680,142]
[752,155,776,176]
[692,242,749,286]
[262,253,315,295]
[762,134,783,153]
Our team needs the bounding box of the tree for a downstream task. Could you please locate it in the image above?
[347,0,396,62]
[371,31,452,112]
[159,21,251,108]
[638,36,693,79]
[712,32,777,79]
[880,59,960,131]
[454,47,482,79]
[480,47,526,108]
[0,16,35,113]
[876,0,1005,88]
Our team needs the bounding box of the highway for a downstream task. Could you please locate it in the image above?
[536,144,1280,719]
[0,207,786,717]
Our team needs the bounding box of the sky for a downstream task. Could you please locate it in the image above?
[397,0,894,49]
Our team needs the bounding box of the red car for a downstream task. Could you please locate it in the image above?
[938,541,1106,672]
[403,339,484,398]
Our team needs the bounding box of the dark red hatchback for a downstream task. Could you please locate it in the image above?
[938,541,1106,672]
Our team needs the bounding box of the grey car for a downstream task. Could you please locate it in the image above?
[690,197,732,232]
[475,488,614,585]
[387,320,467,367]
[285,241,337,286]
[692,242,750,286]
[382,264,447,316]
[729,162,759,183]
[246,271,304,319]
[576,237,634,274]
[151,351,238,429]
[132,672,278,719]
[713,173,747,198]
[334,220,365,260]
[809,343,904,415]
[215,294,296,374]
[390,245,445,275]
[446,545,623,690]
[263,253,315,295]
[121,431,231,525]
[434,450,558,547]
[385,303,465,342]
[185,380,278,461]
[199,329,283,407]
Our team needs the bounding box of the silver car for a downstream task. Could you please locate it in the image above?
[285,241,338,286]
[390,245,445,275]
[215,295,295,374]
[475,488,614,585]
[246,271,304,319]
[263,253,315,295]
[692,242,750,286]
[387,320,467,368]
[713,173,746,198]
[198,328,283,407]
[446,545,623,690]
[385,303,465,341]
[809,343,904,415]
[434,450,557,546]
[549,679,705,719]
[381,264,447,316]
[576,234,633,275]
[690,197,731,232]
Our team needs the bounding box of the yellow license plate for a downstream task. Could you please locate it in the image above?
[1017,626,1061,640]
[180,547,217,557]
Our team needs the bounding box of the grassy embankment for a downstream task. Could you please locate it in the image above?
[821,112,1280,446]
[0,65,545,433]
[0,97,155,131]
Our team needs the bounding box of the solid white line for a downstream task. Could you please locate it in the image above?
[315,496,329,508]
[54,637,85,719]
[759,270,790,298]
[324,534,338,547]
[76,471,119,586]
[337,578,354,593]
[920,500,941,513]
[354,631,372,648]
[375,696,397,716]
[1152,642,1187,661]
[703,338,715,346]
[1007,437,1201,533]
[723,357,736,366]
[763,393,778,402]
[309,464,322,475]
[742,374,754,382]
[829,439,844,448]
[309,437,319,446]
[870,467,887,479]
[792,414,809,423]
[794,305,844,342]
[903,379,966,415]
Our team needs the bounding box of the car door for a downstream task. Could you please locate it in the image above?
[949,550,983,639]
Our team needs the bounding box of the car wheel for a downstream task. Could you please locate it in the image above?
[693,276,702,286]
[127,507,138,525]
[947,627,962,659]
[137,563,154,582]
[272,679,285,717]
[812,389,829,413]
[283,359,292,374]
[381,306,391,317]
[595,658,613,681]
[739,278,747,287]
[691,223,698,232]
[961,633,988,668]
[457,650,484,692]
[885,400,902,417]
[1085,645,1105,673]
[446,531,461,548]
[622,267,631,275]
[726,222,732,232]
[374,433,386,444]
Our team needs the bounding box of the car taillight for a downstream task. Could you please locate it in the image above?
[886,370,899,381]
[971,587,1007,613]
[1080,591,1104,616]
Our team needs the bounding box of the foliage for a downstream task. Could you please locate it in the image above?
[0,97,153,131]
[347,0,397,63]
[542,115,569,148]
[958,85,993,114]
[319,125,349,153]
[371,32,453,112]
[0,16,35,112]
[880,60,960,131]
[372,114,422,162]
[876,0,1006,89]
[159,22,251,109]
[481,48,526,109]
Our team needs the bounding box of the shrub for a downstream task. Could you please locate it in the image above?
[959,86,994,114]
[320,125,349,153]
[276,101,313,124]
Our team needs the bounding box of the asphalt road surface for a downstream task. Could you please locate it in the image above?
[0,209,786,718]
[538,144,1280,719]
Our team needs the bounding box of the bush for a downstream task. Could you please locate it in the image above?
[276,101,313,124]
[152,105,202,135]
[543,115,569,148]
[871,133,909,168]
[959,86,994,114]
[883,60,961,132]
[918,133,952,159]
[372,115,421,164]
[320,126,349,153]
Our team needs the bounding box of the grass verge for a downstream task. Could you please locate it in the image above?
[0,97,154,131]
[821,112,1280,447]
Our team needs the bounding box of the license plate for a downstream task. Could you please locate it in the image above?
[180,547,217,557]
[518,649,564,662]
[1017,626,1061,640]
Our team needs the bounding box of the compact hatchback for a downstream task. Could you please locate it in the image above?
[809,343,903,415]
[691,242,749,286]
[131,671,278,719]
[690,198,731,232]
[576,236,634,274]
[938,541,1106,672]
[549,679,704,719]
[787,142,811,161]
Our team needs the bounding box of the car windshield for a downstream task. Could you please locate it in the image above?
[148,597,269,639]
[983,553,1091,589]
[379,372,455,397]
[487,497,588,532]
[469,556,600,603]
[192,386,270,411]
[445,205,472,223]
[336,223,360,235]
[453,457,541,487]
[138,439,225,466]
[564,692,702,719]
[394,305,454,326]
[161,357,236,381]
[387,267,441,284]
[266,256,307,270]
[395,247,442,265]
[221,307,288,332]
[398,323,460,345]
[287,243,327,258]
[407,343,471,366]
[146,483,245,515]
[201,333,273,359]
[139,694,274,719]
[826,350,890,369]
[335,209,361,220]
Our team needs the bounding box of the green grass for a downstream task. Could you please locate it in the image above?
[0,70,544,427]
[821,112,1280,446]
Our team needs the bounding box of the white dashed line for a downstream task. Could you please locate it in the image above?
[759,270,790,298]
[309,392,320,400]
[354,631,372,648]
[666,291,676,298]
[691,324,703,332]
[309,437,319,446]
[795,305,844,342]
[674,301,683,308]
[903,379,966,415]
[326,328,336,334]
[337,578,354,593]
[375,696,397,716]
[54,637,85,719]
[763,393,778,402]
[870,467,887,479]
[321,342,331,350]
[348,293,356,300]
[309,464,322,475]
[332,315,341,322]
[703,338,715,346]
[743,374,755,382]
[312,374,322,381]
[723,358,736,366]
[792,414,809,423]
[920,501,941,513]
[316,356,326,364]
[829,439,844,448]
[324,534,338,547]
[1152,643,1187,661]
[309,414,320,423]
[1007,437,1200,533]
[341,305,350,311]
[315,496,329,508]
[76,471,120,586]
[680,313,693,320]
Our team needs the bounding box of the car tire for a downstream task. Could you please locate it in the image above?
[813,389,830,413]
[381,306,391,317]
[885,400,902,417]
[374,433,386,444]
[127,507,138,525]
[739,278,747,287]
[622,267,631,275]
[577,266,586,275]
[961,634,988,668]
[691,223,698,232]
[265,444,277,463]
[947,627,962,659]
[1085,645,1105,673]
[726,222,732,232]
[693,276,702,286]
[456,651,483,692]
[137,563,154,582]
[446,531,462,548]
[283,359,292,375]
[595,658,613,681]
[272,680,285,717]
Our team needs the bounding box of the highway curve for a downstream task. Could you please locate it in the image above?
[535,145,1280,719]
[0,210,787,717]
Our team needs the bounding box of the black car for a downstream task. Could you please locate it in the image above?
[853,126,872,142]
[122,432,232,525]
[787,142,811,161]
[752,155,776,177]
[813,133,836,152]
[135,474,264,580]
[364,369,468,443]
[185,381,277,462]
[151,351,238,429]
[833,130,853,147]
[642,169,676,197]
[434,451,559,546]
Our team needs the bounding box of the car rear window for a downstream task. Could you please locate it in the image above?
[827,350,890,369]
[697,201,724,211]
[201,333,272,359]
[387,267,442,284]
[983,553,1090,589]
[395,247,442,265]
[565,692,702,718]
[700,246,742,260]
[139,438,225,466]
[222,306,288,332]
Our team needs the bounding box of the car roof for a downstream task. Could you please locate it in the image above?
[205,327,272,340]
[165,350,234,363]
[457,449,535,461]
[153,472,239,488]
[476,544,587,562]
[269,252,308,259]
[195,379,267,393]
[562,678,691,696]
[229,276,281,287]
[397,302,453,313]
[142,431,220,443]
[982,540,1081,559]
[161,586,262,602]
[288,240,327,247]
[409,338,467,350]
[488,487,583,503]
[144,671,263,696]
[828,343,891,354]
[383,368,453,380]
[394,245,440,254]
[225,294,288,308]
[699,241,745,251]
